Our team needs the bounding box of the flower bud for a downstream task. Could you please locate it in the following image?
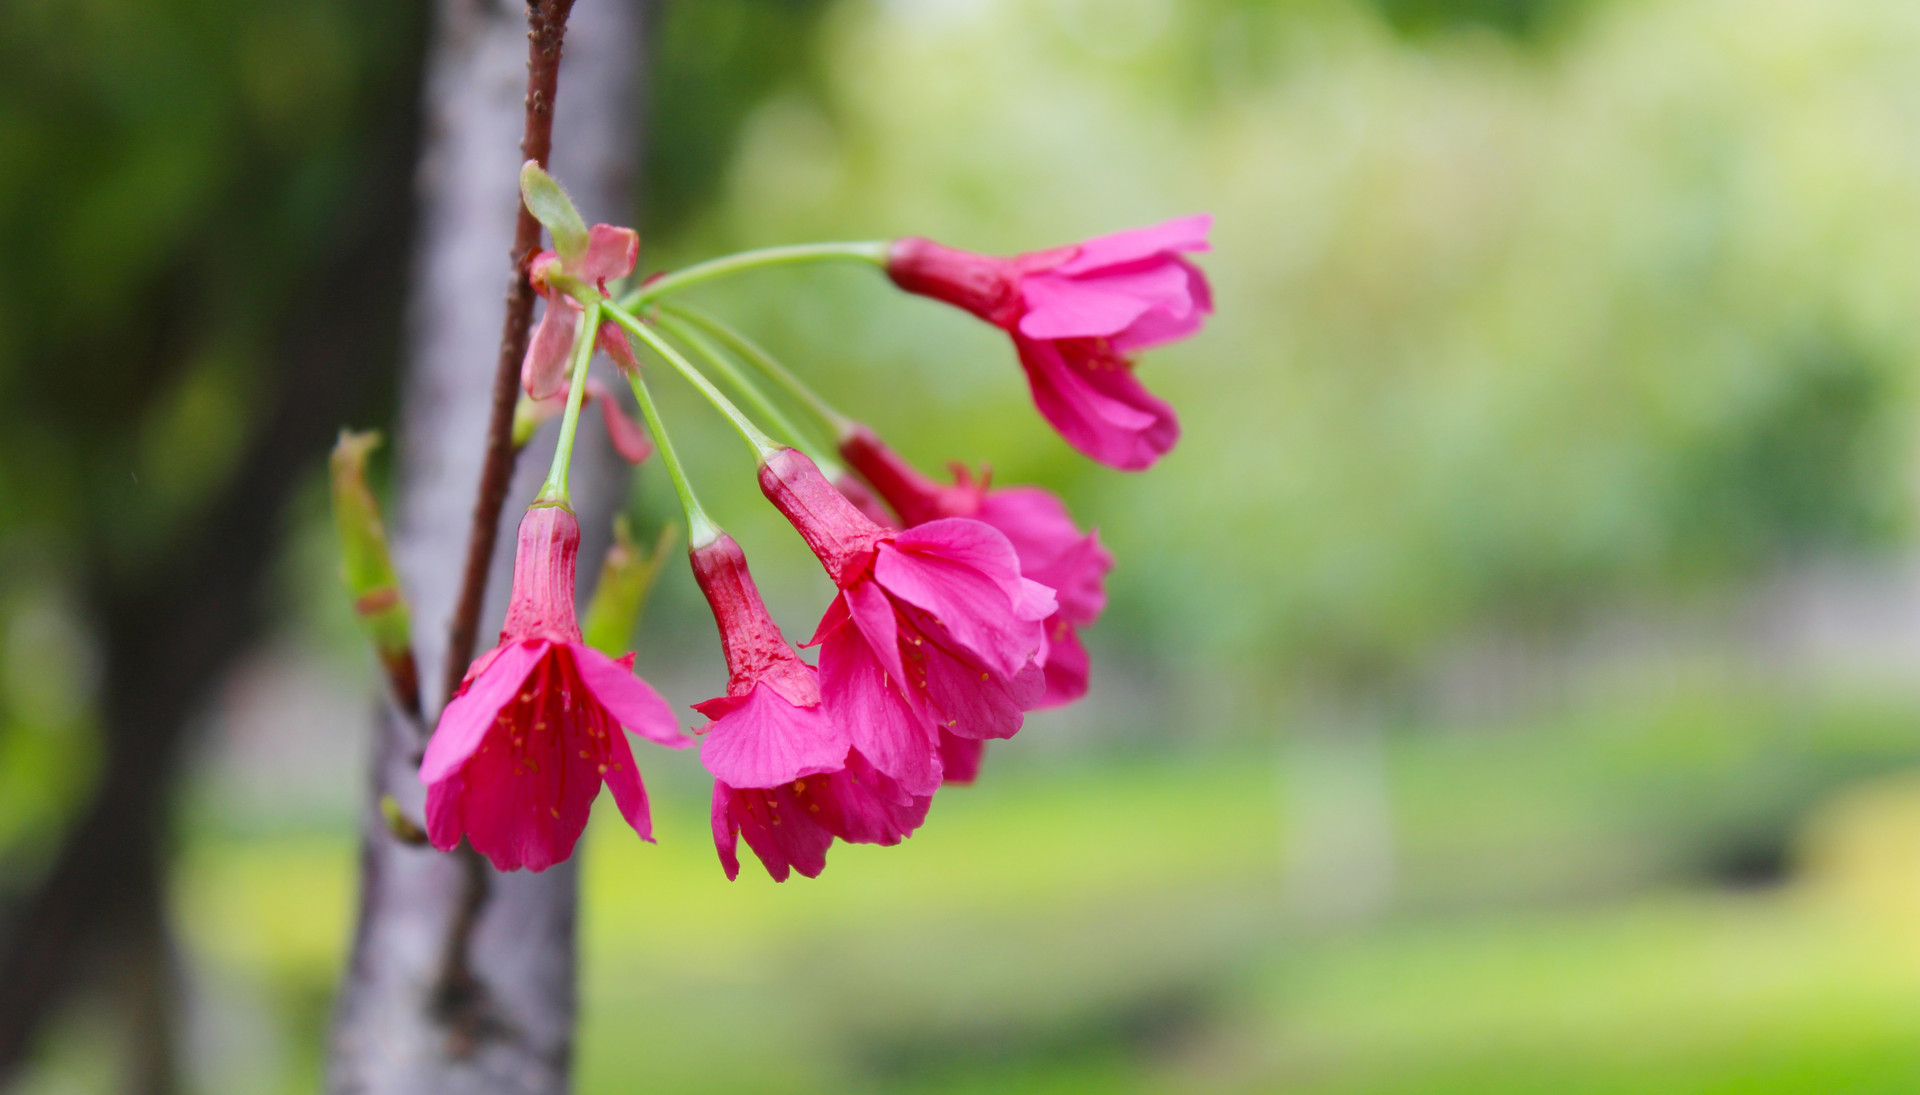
[581,517,676,656]
[330,430,418,713]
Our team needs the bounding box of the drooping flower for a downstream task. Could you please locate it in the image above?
[886,215,1212,470]
[691,533,928,880]
[420,504,688,872]
[514,376,655,465]
[759,447,1055,795]
[838,424,1112,712]
[523,224,644,400]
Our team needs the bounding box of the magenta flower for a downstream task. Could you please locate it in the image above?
[523,223,644,400]
[759,447,1056,795]
[691,533,928,881]
[886,215,1212,470]
[839,425,1112,713]
[420,504,688,872]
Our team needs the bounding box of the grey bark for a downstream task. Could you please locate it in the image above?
[327,1,643,1091]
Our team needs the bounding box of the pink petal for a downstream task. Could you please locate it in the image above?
[424,773,466,852]
[597,320,640,375]
[439,694,606,873]
[600,719,655,843]
[843,579,909,686]
[1018,261,1195,342]
[1054,213,1212,275]
[829,752,931,844]
[873,537,1051,679]
[594,383,653,464]
[1016,336,1179,471]
[1035,623,1090,709]
[973,487,1083,567]
[711,783,742,881]
[1110,260,1212,352]
[892,517,1025,594]
[569,644,688,748]
[922,642,1032,741]
[725,784,835,881]
[522,297,578,400]
[937,732,985,785]
[697,681,850,789]
[576,223,639,283]
[1020,529,1112,627]
[818,618,942,796]
[419,640,550,785]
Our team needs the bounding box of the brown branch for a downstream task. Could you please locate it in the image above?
[443,0,580,705]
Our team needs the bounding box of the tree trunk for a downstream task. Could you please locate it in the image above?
[326,1,643,1091]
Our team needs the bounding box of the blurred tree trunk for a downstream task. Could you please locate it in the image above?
[0,21,429,1091]
[326,1,644,1092]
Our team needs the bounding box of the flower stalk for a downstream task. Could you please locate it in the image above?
[617,241,888,311]
[656,300,854,440]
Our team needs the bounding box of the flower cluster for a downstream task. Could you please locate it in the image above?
[402,165,1211,880]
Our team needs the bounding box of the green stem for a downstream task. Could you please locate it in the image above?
[618,241,888,311]
[623,365,721,548]
[602,303,780,460]
[651,311,838,471]
[537,300,601,505]
[656,301,853,440]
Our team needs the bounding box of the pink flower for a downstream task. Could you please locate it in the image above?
[520,377,655,464]
[887,215,1212,470]
[759,447,1056,795]
[839,425,1112,709]
[420,504,688,872]
[523,223,644,400]
[691,533,928,881]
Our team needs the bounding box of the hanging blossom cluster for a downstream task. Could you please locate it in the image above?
[341,164,1212,880]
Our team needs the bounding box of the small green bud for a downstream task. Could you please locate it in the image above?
[380,795,429,845]
[519,160,590,266]
[331,430,419,713]
[581,517,678,655]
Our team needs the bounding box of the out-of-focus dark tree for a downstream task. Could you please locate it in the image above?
[0,0,426,1084]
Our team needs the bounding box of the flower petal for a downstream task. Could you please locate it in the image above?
[1016,336,1179,471]
[922,641,1030,741]
[523,297,579,400]
[711,782,742,881]
[600,718,655,843]
[593,381,654,464]
[843,579,909,685]
[874,531,1052,678]
[597,320,640,375]
[1035,623,1090,709]
[819,618,942,796]
[830,752,932,844]
[1053,213,1212,275]
[568,644,688,748]
[419,640,549,785]
[937,731,985,785]
[697,681,850,789]
[577,223,639,283]
[1017,261,1194,342]
[1110,259,1212,352]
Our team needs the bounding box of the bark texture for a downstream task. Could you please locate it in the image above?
[326,0,643,1092]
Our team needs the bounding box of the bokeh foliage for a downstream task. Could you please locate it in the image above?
[0,0,421,880]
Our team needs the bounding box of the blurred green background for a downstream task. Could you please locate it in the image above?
[12,0,1920,1090]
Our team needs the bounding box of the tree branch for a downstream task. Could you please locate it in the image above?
[444,0,580,705]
